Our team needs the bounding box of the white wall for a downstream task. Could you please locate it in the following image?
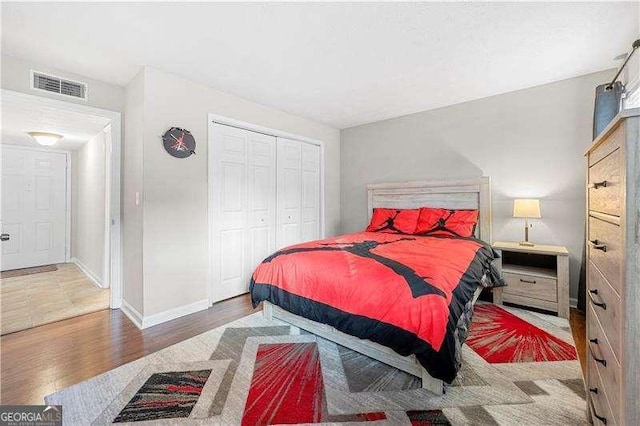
[71,130,107,284]
[124,67,341,320]
[633,5,640,87]
[123,69,145,314]
[622,10,640,106]
[341,70,615,301]
[1,55,125,113]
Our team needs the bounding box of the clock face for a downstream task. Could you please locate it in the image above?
[162,127,196,158]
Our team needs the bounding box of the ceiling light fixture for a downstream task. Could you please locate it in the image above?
[28,132,63,146]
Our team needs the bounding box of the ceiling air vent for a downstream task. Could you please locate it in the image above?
[31,71,87,100]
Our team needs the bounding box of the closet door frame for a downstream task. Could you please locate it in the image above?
[207,114,326,306]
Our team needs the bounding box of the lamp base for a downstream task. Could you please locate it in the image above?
[520,220,534,247]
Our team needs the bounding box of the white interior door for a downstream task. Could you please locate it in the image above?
[276,138,302,249]
[1,147,67,271]
[301,143,320,242]
[277,138,321,248]
[210,124,276,303]
[247,131,277,277]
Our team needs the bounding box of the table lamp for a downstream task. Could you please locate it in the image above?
[513,199,541,246]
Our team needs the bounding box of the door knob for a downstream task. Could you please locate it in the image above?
[0,233,10,241]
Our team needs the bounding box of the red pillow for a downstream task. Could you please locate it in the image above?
[415,207,478,237]
[366,208,420,234]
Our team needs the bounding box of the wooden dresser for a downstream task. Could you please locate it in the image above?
[584,108,639,426]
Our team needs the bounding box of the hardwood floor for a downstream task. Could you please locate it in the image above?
[0,294,257,405]
[569,307,587,376]
[1,296,586,406]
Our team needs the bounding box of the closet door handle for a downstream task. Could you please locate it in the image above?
[588,181,608,189]
[589,240,607,252]
[588,289,607,309]
[589,399,608,424]
[519,278,536,284]
[588,338,607,367]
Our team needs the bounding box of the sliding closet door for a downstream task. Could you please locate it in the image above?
[301,143,320,242]
[210,123,276,303]
[246,131,277,278]
[277,138,320,249]
[276,138,302,249]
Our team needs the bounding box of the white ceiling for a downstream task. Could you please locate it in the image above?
[2,2,638,129]
[1,94,111,150]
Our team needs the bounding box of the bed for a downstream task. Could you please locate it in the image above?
[250,177,503,395]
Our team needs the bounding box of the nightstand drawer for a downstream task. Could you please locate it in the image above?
[588,305,621,424]
[588,215,622,295]
[588,261,621,362]
[588,147,621,217]
[502,271,557,302]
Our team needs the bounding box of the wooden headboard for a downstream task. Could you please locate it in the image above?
[367,177,492,243]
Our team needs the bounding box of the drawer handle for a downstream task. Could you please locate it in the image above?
[588,338,607,367]
[519,278,536,284]
[588,180,608,189]
[589,387,599,394]
[589,399,608,424]
[588,289,607,309]
[589,240,607,252]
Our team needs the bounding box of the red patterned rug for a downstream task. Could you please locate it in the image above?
[47,304,586,425]
[466,304,577,363]
[242,342,326,424]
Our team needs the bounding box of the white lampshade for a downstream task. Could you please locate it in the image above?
[513,199,541,218]
[28,132,63,146]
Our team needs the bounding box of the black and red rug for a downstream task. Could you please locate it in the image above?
[46,304,586,425]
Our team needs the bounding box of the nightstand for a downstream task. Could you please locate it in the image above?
[491,241,570,319]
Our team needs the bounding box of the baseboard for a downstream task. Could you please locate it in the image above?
[120,299,144,329]
[141,299,210,329]
[570,297,578,309]
[71,257,104,288]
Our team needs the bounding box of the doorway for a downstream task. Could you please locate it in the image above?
[0,90,122,333]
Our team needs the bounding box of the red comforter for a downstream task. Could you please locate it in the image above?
[250,231,503,382]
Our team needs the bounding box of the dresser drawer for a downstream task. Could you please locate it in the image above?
[588,122,623,167]
[587,262,621,362]
[587,353,616,426]
[588,305,621,424]
[502,271,557,302]
[588,216,622,295]
[588,148,622,217]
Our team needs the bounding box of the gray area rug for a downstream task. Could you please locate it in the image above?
[46,304,586,425]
